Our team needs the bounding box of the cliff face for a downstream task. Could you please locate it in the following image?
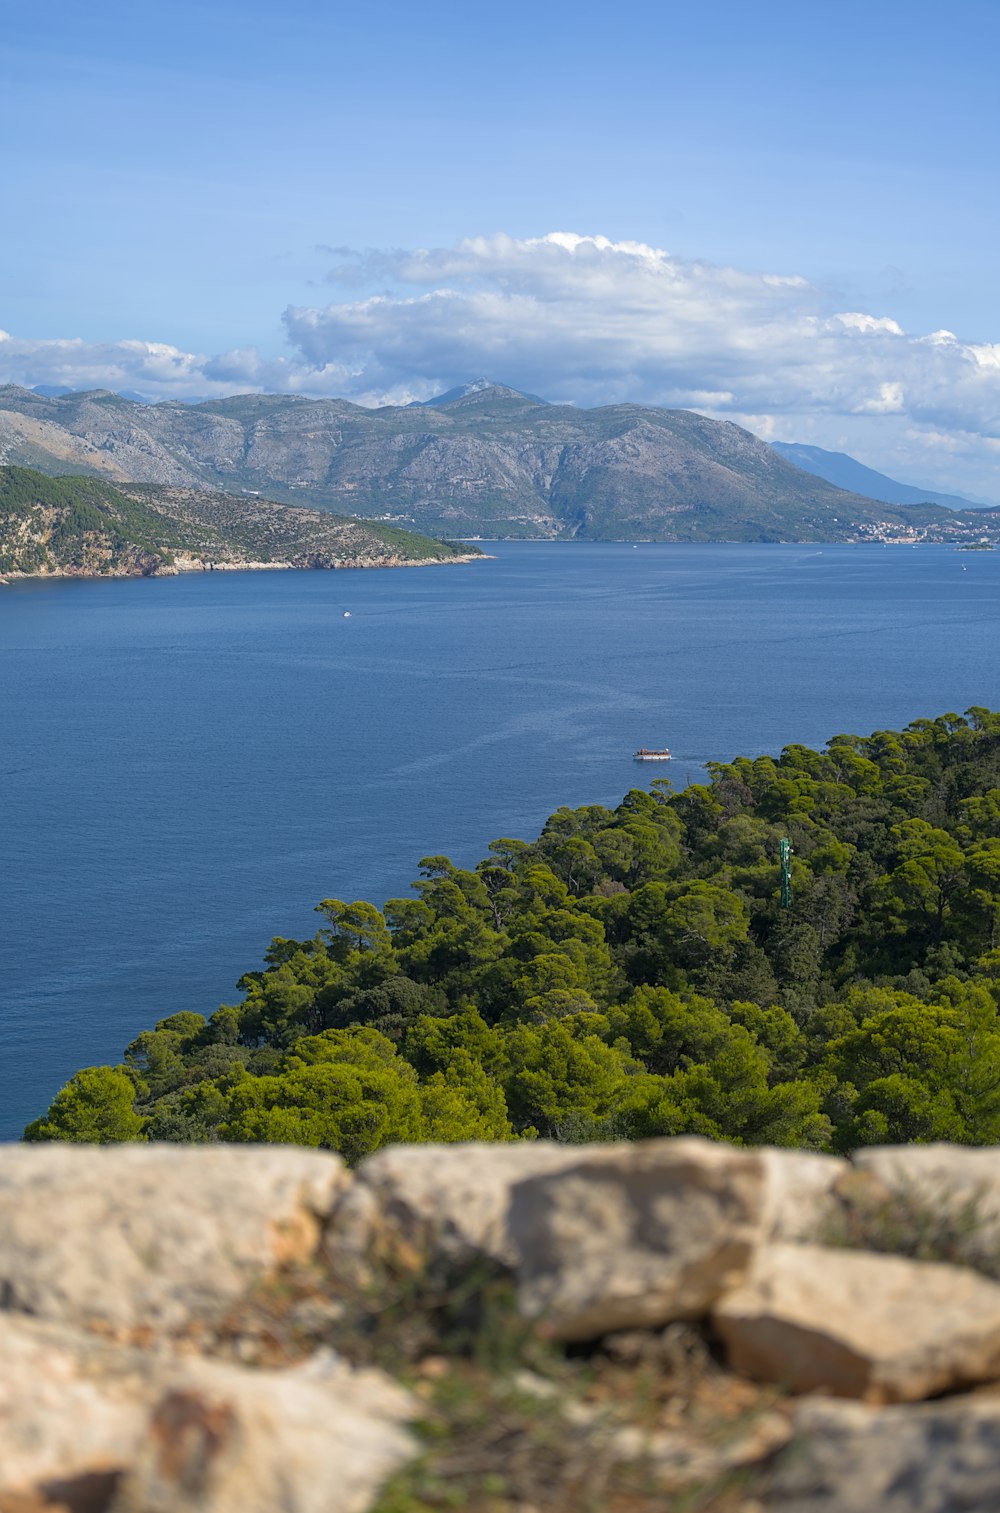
[3,1136,1000,1513]
[1,382,985,542]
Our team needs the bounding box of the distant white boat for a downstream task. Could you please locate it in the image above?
[634,747,672,762]
[343,611,351,618]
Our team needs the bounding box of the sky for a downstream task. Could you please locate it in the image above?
[4,0,1000,498]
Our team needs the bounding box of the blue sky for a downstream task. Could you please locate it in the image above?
[4,0,1000,496]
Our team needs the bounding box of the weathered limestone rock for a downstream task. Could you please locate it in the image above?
[714,1242,1000,1402]
[510,1138,766,1341]
[0,1314,148,1499]
[757,1148,849,1242]
[327,1141,846,1294]
[0,1314,414,1513]
[322,1179,385,1284]
[114,1351,414,1513]
[0,1144,349,1334]
[507,1140,847,1342]
[766,1395,1000,1512]
[349,1141,590,1266]
[852,1143,1000,1243]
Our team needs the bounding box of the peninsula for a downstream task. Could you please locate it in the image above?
[0,466,481,580]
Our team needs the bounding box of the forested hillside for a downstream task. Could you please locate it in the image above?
[28,711,1000,1154]
[0,467,185,576]
[0,466,477,577]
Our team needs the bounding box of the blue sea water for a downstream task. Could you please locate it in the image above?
[2,541,998,1138]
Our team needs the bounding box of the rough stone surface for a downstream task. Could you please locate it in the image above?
[852,1143,1000,1242]
[0,1314,413,1513]
[350,1141,589,1266]
[757,1149,848,1242]
[509,1138,769,1341]
[10,1136,1000,1513]
[765,1394,1000,1512]
[0,1144,349,1333]
[504,1141,847,1342]
[0,1315,148,1497]
[114,1351,414,1513]
[714,1242,1000,1402]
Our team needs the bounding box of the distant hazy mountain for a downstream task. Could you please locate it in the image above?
[0,380,996,542]
[32,383,151,403]
[772,441,989,511]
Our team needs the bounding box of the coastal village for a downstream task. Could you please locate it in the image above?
[851,516,998,545]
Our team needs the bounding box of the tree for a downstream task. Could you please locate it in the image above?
[503,1017,634,1136]
[220,1034,423,1161]
[875,819,966,941]
[420,1055,514,1141]
[624,882,749,989]
[124,1012,207,1097]
[609,987,741,1074]
[315,899,393,959]
[836,1074,963,1150]
[25,1067,147,1143]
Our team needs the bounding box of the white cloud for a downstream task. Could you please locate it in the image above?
[4,231,1000,497]
[0,331,233,398]
[0,332,223,396]
[854,381,906,415]
[833,312,905,335]
[286,234,1000,440]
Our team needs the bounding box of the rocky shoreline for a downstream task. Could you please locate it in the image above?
[0,551,487,584]
[4,1136,1000,1512]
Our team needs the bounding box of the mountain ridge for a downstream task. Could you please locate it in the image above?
[1,382,997,543]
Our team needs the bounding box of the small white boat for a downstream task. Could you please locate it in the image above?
[634,747,672,762]
[343,611,351,618]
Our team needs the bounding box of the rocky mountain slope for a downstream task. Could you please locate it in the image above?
[2,1137,1000,1513]
[0,466,479,578]
[3,381,997,542]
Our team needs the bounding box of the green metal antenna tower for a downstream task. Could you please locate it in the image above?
[779,838,793,909]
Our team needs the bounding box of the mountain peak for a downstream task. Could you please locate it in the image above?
[416,379,548,409]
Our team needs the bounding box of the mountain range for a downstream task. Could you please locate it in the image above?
[1,381,996,543]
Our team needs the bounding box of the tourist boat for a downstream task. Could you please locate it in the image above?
[634,746,672,762]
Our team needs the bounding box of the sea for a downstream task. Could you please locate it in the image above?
[2,541,998,1138]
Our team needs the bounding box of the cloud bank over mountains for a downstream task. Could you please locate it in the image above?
[4,233,1000,495]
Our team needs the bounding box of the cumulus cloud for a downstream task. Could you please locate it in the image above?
[0,331,223,396]
[285,234,1000,441]
[4,231,1000,496]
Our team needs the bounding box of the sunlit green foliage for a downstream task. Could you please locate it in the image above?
[24,1067,148,1143]
[29,709,1000,1158]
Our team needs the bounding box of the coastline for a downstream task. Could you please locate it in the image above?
[0,551,489,585]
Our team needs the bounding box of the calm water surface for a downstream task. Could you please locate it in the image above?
[2,542,997,1135]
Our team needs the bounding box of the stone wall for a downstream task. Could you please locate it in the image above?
[2,1137,1000,1512]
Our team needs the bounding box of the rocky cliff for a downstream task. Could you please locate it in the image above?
[4,1136,1000,1513]
[2,383,995,542]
